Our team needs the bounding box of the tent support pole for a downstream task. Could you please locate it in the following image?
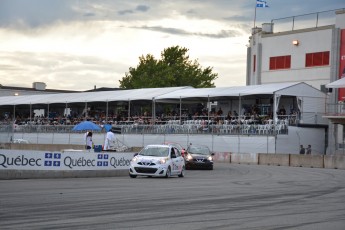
[84,102,87,120]
[179,97,182,125]
[29,103,32,122]
[152,98,155,125]
[65,102,68,117]
[128,99,131,121]
[13,105,16,123]
[106,100,109,123]
[47,103,49,121]
[273,93,278,154]
[238,94,241,154]
[207,95,210,122]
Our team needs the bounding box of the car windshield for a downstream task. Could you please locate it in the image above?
[139,146,169,157]
[187,146,210,155]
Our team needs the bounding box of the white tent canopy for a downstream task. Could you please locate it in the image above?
[0,82,325,106]
[154,82,325,101]
[0,87,191,106]
[326,77,345,88]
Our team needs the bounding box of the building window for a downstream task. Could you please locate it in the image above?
[305,51,329,67]
[253,55,256,72]
[269,55,291,70]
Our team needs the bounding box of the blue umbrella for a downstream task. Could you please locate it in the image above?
[72,121,101,131]
[104,124,112,132]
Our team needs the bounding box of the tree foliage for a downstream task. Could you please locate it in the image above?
[119,46,218,89]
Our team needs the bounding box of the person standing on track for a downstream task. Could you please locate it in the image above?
[104,128,116,150]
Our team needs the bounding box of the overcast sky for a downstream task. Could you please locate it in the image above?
[0,0,344,91]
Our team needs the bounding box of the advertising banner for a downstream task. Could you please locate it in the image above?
[0,150,133,170]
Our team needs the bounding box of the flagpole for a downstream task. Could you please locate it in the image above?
[254,1,257,28]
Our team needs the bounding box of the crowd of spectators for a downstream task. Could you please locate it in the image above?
[0,104,298,127]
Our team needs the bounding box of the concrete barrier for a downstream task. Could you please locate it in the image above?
[9,143,85,151]
[324,155,345,170]
[0,169,129,179]
[258,153,290,166]
[290,154,324,168]
[213,152,231,163]
[230,153,258,165]
[0,150,134,179]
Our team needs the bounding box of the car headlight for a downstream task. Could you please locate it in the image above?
[207,156,213,161]
[157,158,168,164]
[186,154,193,161]
[131,157,138,163]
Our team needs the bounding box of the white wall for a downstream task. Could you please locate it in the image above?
[335,10,345,29]
[12,127,326,155]
[259,27,333,90]
[276,126,326,155]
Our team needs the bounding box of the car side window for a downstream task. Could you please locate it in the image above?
[174,148,181,157]
[171,148,176,158]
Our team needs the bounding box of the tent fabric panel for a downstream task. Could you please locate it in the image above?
[0,86,190,106]
[0,83,326,106]
[274,82,326,98]
[326,77,345,88]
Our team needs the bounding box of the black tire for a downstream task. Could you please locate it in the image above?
[165,167,171,178]
[178,166,185,177]
[129,174,137,178]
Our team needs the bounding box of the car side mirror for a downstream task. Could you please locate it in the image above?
[133,153,138,157]
[211,153,215,156]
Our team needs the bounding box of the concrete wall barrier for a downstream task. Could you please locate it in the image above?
[213,152,231,163]
[238,153,345,170]
[290,155,324,168]
[10,143,85,151]
[0,150,134,179]
[258,153,290,166]
[230,153,258,165]
[0,169,129,179]
[324,155,345,170]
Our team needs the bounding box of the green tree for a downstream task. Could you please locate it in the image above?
[119,46,218,89]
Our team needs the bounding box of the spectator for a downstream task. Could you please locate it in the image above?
[226,111,232,120]
[279,106,286,115]
[85,131,93,150]
[104,128,116,150]
[306,145,311,154]
[299,145,305,154]
[233,110,238,117]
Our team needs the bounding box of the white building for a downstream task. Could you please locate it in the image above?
[247,9,345,154]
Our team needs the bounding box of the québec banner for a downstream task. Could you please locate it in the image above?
[0,150,133,170]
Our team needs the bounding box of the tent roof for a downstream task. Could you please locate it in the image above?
[155,82,325,101]
[0,86,191,106]
[0,82,325,106]
[326,77,345,88]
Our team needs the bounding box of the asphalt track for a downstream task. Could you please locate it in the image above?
[1,163,345,230]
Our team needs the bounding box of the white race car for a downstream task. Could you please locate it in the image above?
[129,144,185,178]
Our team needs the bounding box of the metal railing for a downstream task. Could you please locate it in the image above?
[271,8,344,33]
[325,103,345,116]
[1,122,288,141]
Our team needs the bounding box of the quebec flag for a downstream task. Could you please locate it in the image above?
[257,0,269,7]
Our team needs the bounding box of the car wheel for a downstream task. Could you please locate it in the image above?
[129,174,137,178]
[209,166,213,170]
[165,167,171,178]
[178,166,185,177]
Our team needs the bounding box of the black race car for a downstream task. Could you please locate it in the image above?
[184,144,214,170]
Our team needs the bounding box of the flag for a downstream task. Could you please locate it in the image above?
[257,0,269,8]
